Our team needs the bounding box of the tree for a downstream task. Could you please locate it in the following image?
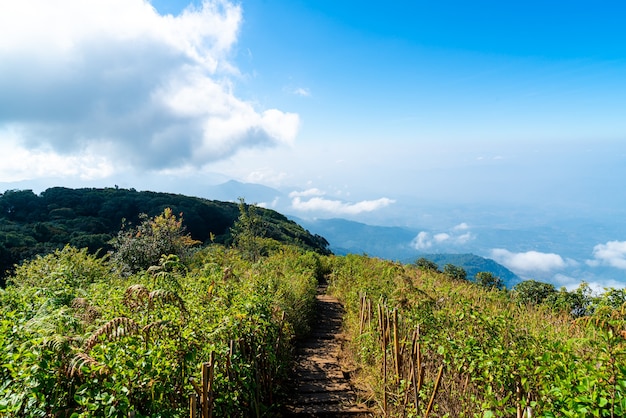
[416,257,439,272]
[596,287,626,310]
[475,271,504,290]
[110,208,200,274]
[513,280,556,306]
[443,264,467,281]
[230,198,267,262]
[545,282,594,318]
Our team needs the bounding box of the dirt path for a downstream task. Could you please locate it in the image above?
[282,284,371,416]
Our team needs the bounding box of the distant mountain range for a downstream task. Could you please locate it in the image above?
[296,217,521,288]
[201,180,522,288]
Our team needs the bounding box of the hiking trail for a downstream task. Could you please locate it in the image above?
[283,283,372,417]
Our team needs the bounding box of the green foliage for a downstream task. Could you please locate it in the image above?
[415,257,439,272]
[443,263,467,281]
[0,239,321,416]
[545,282,594,318]
[230,198,267,262]
[326,255,626,417]
[418,253,520,288]
[0,187,331,285]
[109,208,200,275]
[513,279,556,305]
[475,271,504,290]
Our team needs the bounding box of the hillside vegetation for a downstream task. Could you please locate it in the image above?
[0,206,326,416]
[327,254,626,417]
[0,187,330,285]
[2,189,626,416]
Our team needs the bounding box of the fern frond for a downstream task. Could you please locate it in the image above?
[84,317,140,351]
[71,297,101,323]
[71,297,89,309]
[142,320,178,339]
[42,334,72,353]
[148,289,188,316]
[123,284,150,310]
[70,352,107,377]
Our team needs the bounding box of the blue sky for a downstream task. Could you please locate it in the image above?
[2,0,626,288]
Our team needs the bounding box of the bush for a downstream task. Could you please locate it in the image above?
[110,208,200,275]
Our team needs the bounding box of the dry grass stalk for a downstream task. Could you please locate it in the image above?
[189,395,197,418]
[393,308,400,384]
[424,364,444,417]
[199,352,216,418]
[378,303,388,415]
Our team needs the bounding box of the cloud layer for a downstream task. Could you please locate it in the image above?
[0,0,299,180]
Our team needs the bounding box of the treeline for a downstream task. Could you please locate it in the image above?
[417,256,617,318]
[0,187,330,285]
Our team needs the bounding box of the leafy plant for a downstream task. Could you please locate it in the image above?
[109,208,200,275]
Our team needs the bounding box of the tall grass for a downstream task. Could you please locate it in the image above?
[327,254,625,417]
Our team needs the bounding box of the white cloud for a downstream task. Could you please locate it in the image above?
[587,240,626,269]
[453,222,469,231]
[292,87,311,97]
[410,223,474,250]
[455,232,473,244]
[256,197,280,209]
[490,249,566,274]
[244,169,288,186]
[412,232,432,250]
[434,233,451,243]
[290,196,395,215]
[0,0,299,181]
[553,273,625,293]
[0,133,115,181]
[289,188,326,198]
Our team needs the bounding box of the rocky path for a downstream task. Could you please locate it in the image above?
[283,285,371,417]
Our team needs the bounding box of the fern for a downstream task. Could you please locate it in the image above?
[84,317,140,351]
[70,352,107,377]
[123,284,150,311]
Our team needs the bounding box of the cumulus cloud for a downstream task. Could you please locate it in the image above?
[587,240,626,269]
[0,0,299,180]
[290,196,395,215]
[490,249,567,274]
[411,223,474,250]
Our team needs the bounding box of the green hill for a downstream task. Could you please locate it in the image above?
[0,187,330,284]
[414,253,521,288]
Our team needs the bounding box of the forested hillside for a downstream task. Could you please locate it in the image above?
[0,187,330,285]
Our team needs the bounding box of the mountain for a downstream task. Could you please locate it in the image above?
[414,253,521,288]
